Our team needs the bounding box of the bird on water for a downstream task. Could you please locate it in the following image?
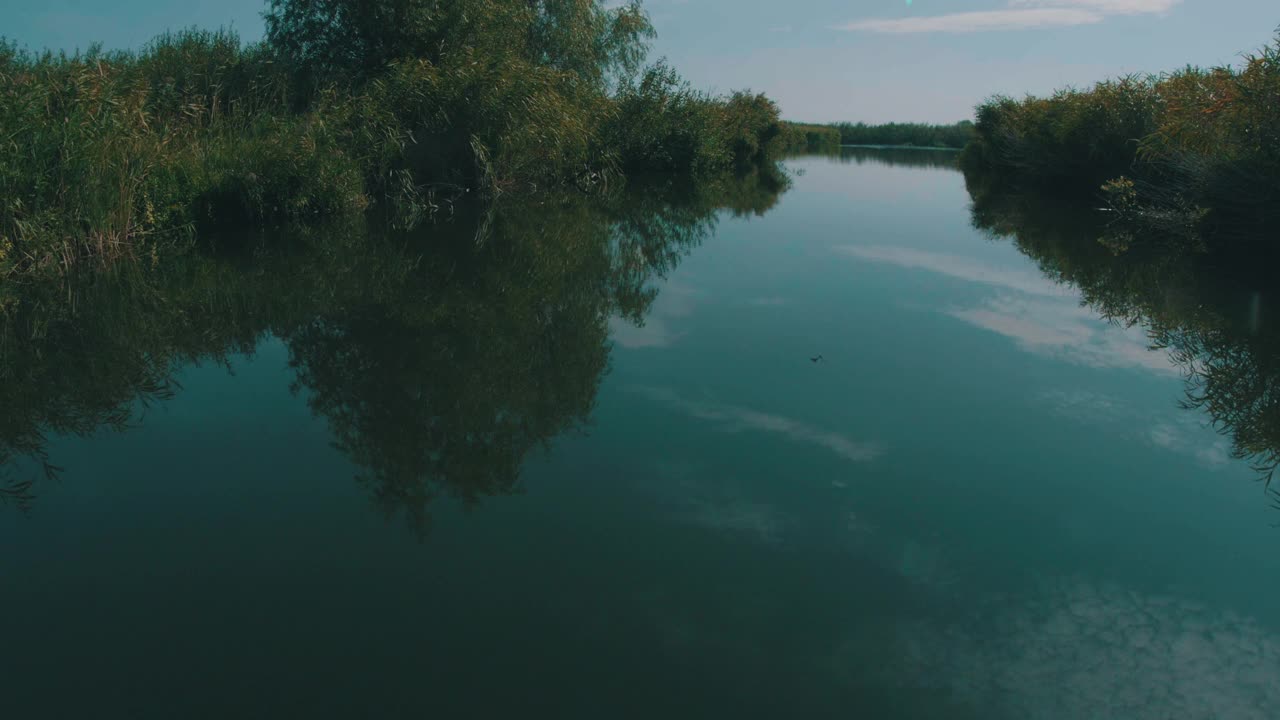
[810,354,823,363]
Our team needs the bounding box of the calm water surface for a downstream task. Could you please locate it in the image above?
[5,149,1280,718]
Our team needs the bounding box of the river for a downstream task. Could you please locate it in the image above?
[3,148,1278,719]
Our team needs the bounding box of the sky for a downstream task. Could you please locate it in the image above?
[1,0,1276,123]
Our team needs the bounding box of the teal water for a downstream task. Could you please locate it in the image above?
[4,150,1280,718]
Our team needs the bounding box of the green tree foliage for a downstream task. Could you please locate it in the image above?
[263,0,653,90]
[604,62,789,174]
[0,1,788,280]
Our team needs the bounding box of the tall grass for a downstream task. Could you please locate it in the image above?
[0,31,365,277]
[962,30,1280,247]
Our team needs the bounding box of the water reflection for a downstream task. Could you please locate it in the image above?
[632,386,883,463]
[793,146,961,170]
[966,171,1280,507]
[0,171,790,530]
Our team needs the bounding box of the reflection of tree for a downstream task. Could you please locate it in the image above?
[0,172,789,530]
[790,146,961,171]
[966,169,1280,508]
[0,261,221,512]
[283,204,619,535]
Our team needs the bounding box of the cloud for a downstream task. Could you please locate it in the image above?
[948,294,1177,374]
[836,8,1102,33]
[892,576,1280,719]
[609,316,686,349]
[1037,389,1233,470]
[1012,0,1178,11]
[681,497,785,543]
[836,245,1074,298]
[633,387,883,462]
[833,0,1177,34]
[837,244,1177,375]
[610,284,696,349]
[1148,420,1234,469]
[1038,389,1122,422]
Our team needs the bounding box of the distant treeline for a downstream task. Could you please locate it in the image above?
[781,121,974,150]
[962,30,1280,249]
[834,121,974,149]
[0,0,791,279]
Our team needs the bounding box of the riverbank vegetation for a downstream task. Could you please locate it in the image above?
[0,0,791,280]
[834,121,973,149]
[961,31,1280,249]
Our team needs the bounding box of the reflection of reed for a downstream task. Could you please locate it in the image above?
[1,472,37,514]
[0,172,791,527]
[967,174,1280,510]
[789,146,962,171]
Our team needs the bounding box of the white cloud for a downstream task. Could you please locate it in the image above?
[1038,390,1234,470]
[681,497,785,543]
[609,315,686,348]
[836,8,1102,33]
[1039,389,1122,421]
[1149,419,1234,469]
[837,244,1178,375]
[834,0,1177,34]
[948,294,1178,374]
[633,386,883,462]
[836,245,1074,298]
[892,576,1280,719]
[1012,0,1178,12]
[610,284,696,349]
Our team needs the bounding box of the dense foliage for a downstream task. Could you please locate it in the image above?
[604,62,790,174]
[962,31,1280,246]
[782,122,841,152]
[834,121,974,149]
[0,1,790,279]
